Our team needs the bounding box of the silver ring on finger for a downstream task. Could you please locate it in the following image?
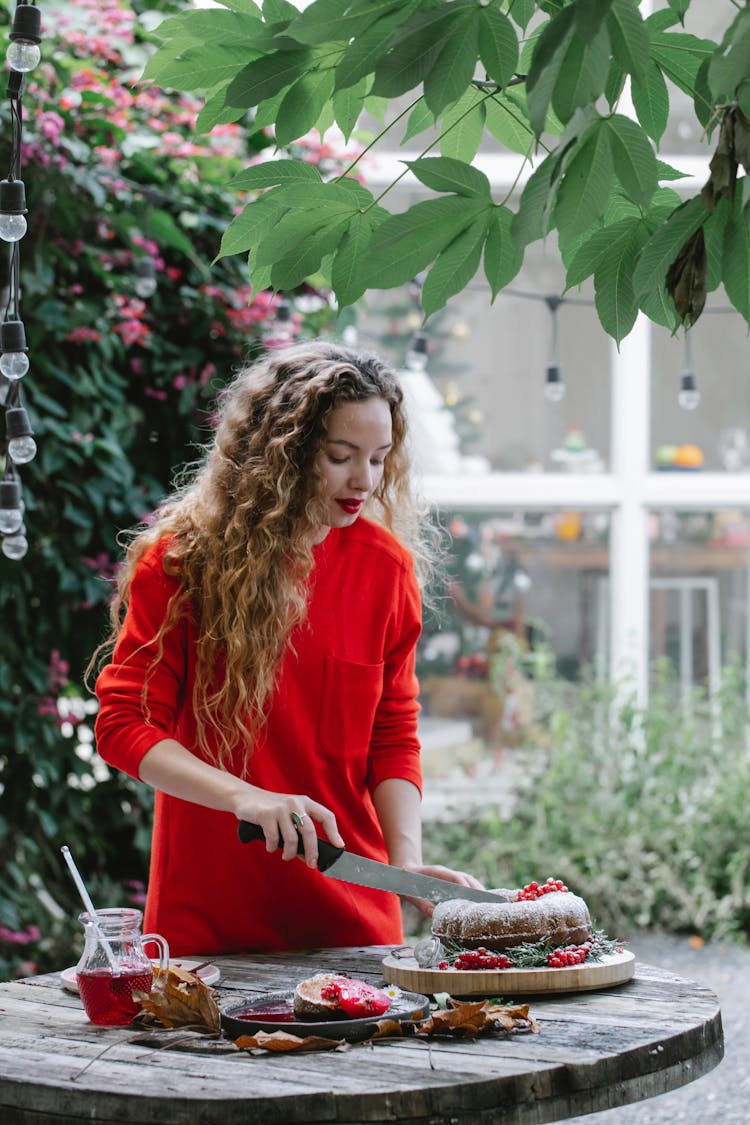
[291,811,307,830]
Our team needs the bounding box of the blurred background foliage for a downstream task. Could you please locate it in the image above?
[0,0,349,978]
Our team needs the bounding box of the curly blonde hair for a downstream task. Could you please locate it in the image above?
[91,340,434,767]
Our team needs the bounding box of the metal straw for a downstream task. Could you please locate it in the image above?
[60,845,119,974]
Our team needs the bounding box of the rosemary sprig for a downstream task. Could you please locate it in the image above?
[438,928,624,970]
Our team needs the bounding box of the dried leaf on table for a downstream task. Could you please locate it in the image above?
[368,1017,408,1039]
[234,1030,348,1053]
[133,965,221,1034]
[414,999,539,1038]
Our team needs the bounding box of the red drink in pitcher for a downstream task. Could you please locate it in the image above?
[77,965,154,1026]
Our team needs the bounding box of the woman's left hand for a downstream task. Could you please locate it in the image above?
[401,863,486,918]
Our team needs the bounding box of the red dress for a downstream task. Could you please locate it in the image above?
[94,520,423,957]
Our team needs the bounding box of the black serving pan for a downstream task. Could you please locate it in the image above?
[221,988,430,1043]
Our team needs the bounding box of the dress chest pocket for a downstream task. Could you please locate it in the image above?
[319,652,384,758]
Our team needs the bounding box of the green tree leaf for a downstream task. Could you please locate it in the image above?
[632,195,707,302]
[708,8,750,103]
[526,5,575,137]
[364,195,487,289]
[650,30,716,98]
[424,9,481,117]
[405,156,491,199]
[404,98,436,142]
[605,114,658,205]
[142,42,254,91]
[287,0,363,46]
[552,23,611,125]
[332,77,369,142]
[606,0,650,84]
[421,216,489,317]
[154,7,262,47]
[703,197,731,293]
[195,87,249,133]
[439,92,487,162]
[512,154,558,247]
[225,46,312,108]
[507,0,536,32]
[555,120,615,241]
[275,68,335,145]
[371,6,460,98]
[478,7,518,89]
[723,195,750,320]
[217,194,285,259]
[269,215,351,289]
[484,206,523,300]
[229,159,322,191]
[593,220,650,343]
[564,218,637,288]
[631,60,669,143]
[575,0,613,45]
[484,89,535,156]
[331,209,387,307]
[334,4,423,91]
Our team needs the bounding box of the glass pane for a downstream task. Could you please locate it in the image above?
[647,509,750,692]
[357,243,611,474]
[651,315,750,472]
[418,508,611,770]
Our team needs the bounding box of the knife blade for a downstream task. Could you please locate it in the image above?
[237,821,508,904]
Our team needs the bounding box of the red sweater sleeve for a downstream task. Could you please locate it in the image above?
[366,557,423,796]
[94,547,189,781]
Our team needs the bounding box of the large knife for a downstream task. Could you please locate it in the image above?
[238,821,508,904]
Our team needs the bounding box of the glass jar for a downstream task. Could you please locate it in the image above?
[75,907,169,1026]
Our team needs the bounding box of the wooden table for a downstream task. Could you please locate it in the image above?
[0,945,723,1125]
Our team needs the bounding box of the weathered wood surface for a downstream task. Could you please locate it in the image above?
[0,946,723,1125]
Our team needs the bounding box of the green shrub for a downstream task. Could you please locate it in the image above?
[423,662,750,944]
[0,0,347,979]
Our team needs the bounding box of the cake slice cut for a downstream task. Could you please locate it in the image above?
[293,972,391,1019]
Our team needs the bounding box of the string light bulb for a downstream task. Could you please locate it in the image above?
[678,370,700,410]
[6,1,42,73]
[262,298,294,347]
[677,330,700,410]
[543,296,565,402]
[1,528,28,559]
[0,319,29,380]
[405,329,428,372]
[5,404,36,463]
[544,362,565,402]
[0,479,23,535]
[133,257,157,299]
[0,179,28,242]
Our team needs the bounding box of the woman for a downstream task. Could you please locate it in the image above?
[93,340,481,957]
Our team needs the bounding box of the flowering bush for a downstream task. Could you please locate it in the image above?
[0,0,351,978]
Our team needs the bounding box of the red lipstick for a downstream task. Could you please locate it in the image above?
[336,499,363,514]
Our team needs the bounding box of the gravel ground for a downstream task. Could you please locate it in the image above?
[554,930,750,1124]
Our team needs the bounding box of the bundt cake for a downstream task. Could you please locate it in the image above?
[432,879,592,953]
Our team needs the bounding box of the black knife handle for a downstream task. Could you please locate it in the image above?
[237,820,344,873]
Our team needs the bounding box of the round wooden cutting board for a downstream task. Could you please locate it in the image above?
[382,949,635,997]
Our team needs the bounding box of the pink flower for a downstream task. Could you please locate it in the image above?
[144,387,167,401]
[66,327,101,344]
[93,146,122,168]
[173,374,187,390]
[115,319,151,347]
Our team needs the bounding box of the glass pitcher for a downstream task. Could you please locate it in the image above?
[75,907,169,1026]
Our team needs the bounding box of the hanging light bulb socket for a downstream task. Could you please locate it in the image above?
[5,404,36,463]
[0,477,23,535]
[678,370,700,410]
[7,1,42,73]
[544,362,566,402]
[0,178,28,242]
[133,256,157,299]
[0,319,29,380]
[405,329,429,372]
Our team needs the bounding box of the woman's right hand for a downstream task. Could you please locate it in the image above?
[138,739,343,870]
[232,786,344,869]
